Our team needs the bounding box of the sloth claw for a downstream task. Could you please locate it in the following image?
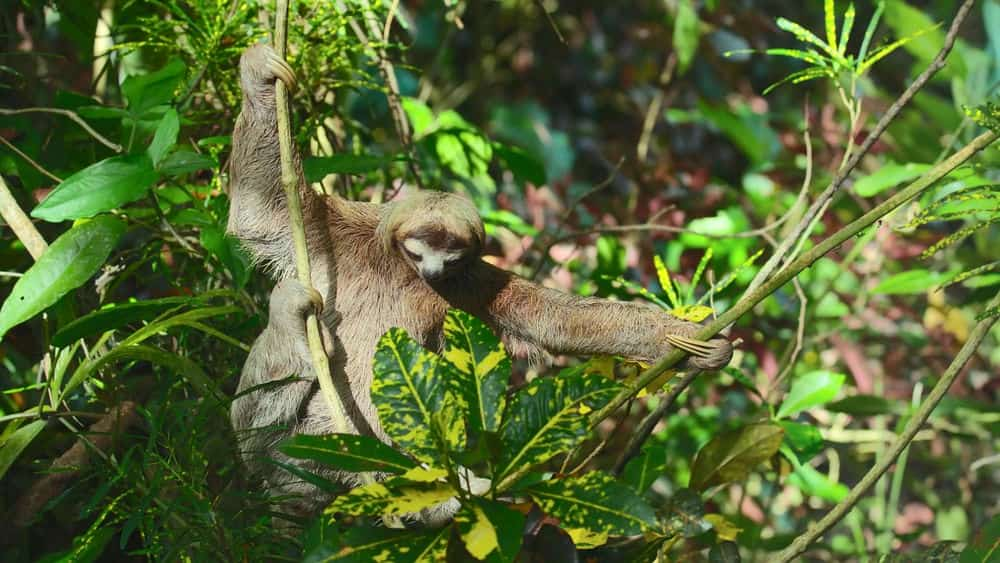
[242,44,297,90]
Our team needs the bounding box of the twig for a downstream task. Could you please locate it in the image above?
[534,0,566,45]
[0,174,48,259]
[273,0,349,435]
[0,107,122,153]
[743,0,977,298]
[588,129,997,430]
[0,136,63,184]
[612,369,699,476]
[774,291,1000,562]
[637,53,677,162]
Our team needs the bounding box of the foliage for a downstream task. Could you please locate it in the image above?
[0,0,998,561]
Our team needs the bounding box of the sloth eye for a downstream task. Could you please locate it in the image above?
[404,248,422,262]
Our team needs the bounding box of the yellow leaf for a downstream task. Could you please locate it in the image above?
[402,466,448,483]
[705,514,742,541]
[582,356,616,378]
[671,304,714,322]
[565,527,609,549]
[645,369,678,394]
[460,505,499,560]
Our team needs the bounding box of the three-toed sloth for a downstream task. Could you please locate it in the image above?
[228,44,733,524]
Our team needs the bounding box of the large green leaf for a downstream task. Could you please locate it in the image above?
[442,309,510,435]
[495,372,620,488]
[0,216,125,339]
[326,467,456,517]
[372,328,466,463]
[279,434,417,474]
[776,370,845,419]
[303,526,449,563]
[871,269,945,295]
[689,422,784,490]
[779,421,825,464]
[32,154,157,221]
[962,514,1000,563]
[0,420,47,480]
[526,471,656,538]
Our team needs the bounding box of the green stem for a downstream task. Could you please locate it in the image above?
[589,130,997,429]
[774,290,1000,562]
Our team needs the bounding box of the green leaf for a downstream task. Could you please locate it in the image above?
[326,467,457,517]
[402,97,435,138]
[200,226,250,289]
[476,499,526,563]
[838,3,856,56]
[826,394,899,416]
[526,471,656,537]
[372,328,466,463]
[689,422,784,490]
[303,526,449,563]
[32,154,157,221]
[0,420,47,480]
[303,154,399,182]
[279,434,417,474]
[776,17,838,59]
[667,488,711,538]
[455,503,499,560]
[147,107,179,167]
[0,216,125,339]
[64,344,218,403]
[853,162,931,197]
[962,514,1000,563]
[871,269,943,295]
[673,0,701,75]
[121,58,186,116]
[787,460,848,502]
[442,309,511,435]
[622,444,668,494]
[779,420,825,464]
[158,149,216,177]
[495,373,620,488]
[776,370,846,419]
[52,296,198,347]
[493,142,546,186]
[824,0,837,53]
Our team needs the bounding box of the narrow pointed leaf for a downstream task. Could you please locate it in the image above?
[824,0,838,53]
[280,434,417,474]
[304,526,449,563]
[838,3,856,55]
[52,296,201,347]
[442,309,511,434]
[0,420,47,480]
[372,328,466,463]
[496,373,620,488]
[690,422,784,490]
[0,215,125,339]
[526,471,656,537]
[776,17,838,58]
[147,107,179,167]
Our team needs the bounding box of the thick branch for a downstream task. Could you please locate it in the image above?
[589,130,997,428]
[0,175,48,260]
[774,290,1000,561]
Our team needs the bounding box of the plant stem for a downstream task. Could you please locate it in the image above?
[273,0,349,435]
[774,291,1000,562]
[589,129,997,429]
[0,174,48,260]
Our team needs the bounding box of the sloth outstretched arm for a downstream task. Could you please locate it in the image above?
[440,263,733,371]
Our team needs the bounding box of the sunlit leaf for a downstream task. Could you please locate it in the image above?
[776,370,845,419]
[853,162,931,197]
[779,420,825,464]
[442,309,510,435]
[148,107,179,167]
[871,269,944,295]
[787,459,848,502]
[32,155,157,221]
[326,467,457,517]
[690,422,784,490]
[674,0,701,74]
[0,216,125,339]
[0,420,46,480]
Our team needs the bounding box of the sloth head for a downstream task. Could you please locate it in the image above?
[378,191,485,282]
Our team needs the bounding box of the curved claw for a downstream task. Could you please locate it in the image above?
[263,49,297,90]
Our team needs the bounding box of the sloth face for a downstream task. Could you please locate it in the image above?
[399,230,476,282]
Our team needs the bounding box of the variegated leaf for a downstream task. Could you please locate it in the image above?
[442,309,511,434]
[526,471,656,539]
[280,433,417,474]
[372,328,466,463]
[326,467,457,517]
[495,372,620,489]
[303,526,449,563]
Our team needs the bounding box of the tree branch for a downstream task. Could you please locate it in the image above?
[0,107,122,153]
[774,290,1000,562]
[0,174,48,260]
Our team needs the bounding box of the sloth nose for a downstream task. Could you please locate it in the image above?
[421,265,446,281]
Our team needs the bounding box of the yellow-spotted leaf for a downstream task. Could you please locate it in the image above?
[495,373,620,489]
[526,471,656,538]
[326,471,457,517]
[690,422,784,490]
[454,498,526,562]
[303,526,449,563]
[372,328,466,463]
[280,434,417,474]
[442,309,511,434]
[455,504,498,560]
[705,514,742,542]
[670,304,714,323]
[565,528,609,549]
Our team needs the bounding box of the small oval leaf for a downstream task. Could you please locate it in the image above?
[776,370,846,419]
[690,422,784,490]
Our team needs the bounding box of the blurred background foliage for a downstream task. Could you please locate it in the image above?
[0,0,998,560]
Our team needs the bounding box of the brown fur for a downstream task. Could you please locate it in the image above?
[228,44,733,524]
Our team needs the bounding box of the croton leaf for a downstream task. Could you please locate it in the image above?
[526,471,656,541]
[442,309,511,435]
[280,434,417,474]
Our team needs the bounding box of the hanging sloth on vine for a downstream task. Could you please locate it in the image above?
[227,44,733,523]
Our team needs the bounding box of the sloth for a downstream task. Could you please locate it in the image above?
[227,44,733,523]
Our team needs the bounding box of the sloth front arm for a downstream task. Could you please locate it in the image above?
[444,263,733,371]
